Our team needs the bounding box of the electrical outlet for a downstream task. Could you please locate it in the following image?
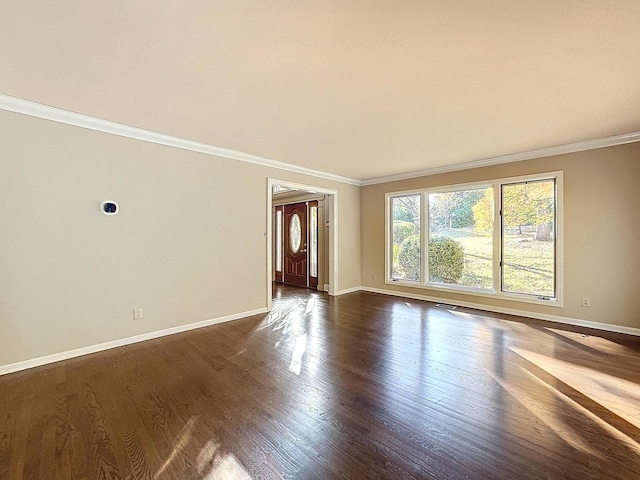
[371,274,376,280]
[581,297,591,307]
[134,308,143,320]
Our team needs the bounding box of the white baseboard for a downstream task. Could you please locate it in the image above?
[0,307,268,376]
[360,286,640,337]
[323,284,330,292]
[336,286,362,296]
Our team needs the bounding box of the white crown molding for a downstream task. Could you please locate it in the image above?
[0,307,268,376]
[360,286,640,337]
[361,131,640,186]
[4,93,639,188]
[0,94,361,186]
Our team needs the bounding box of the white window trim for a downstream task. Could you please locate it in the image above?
[385,171,563,307]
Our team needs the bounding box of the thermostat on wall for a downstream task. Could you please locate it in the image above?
[100,201,119,215]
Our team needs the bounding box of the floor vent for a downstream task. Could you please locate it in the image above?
[435,303,458,309]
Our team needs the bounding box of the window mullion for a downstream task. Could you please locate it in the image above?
[422,192,428,285]
[493,184,502,293]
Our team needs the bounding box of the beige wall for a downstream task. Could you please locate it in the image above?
[0,110,360,367]
[361,143,640,329]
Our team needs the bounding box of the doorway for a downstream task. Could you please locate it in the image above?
[267,179,338,310]
[275,201,319,288]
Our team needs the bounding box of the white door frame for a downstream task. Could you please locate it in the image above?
[267,178,339,310]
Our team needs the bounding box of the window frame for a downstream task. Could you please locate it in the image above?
[385,171,563,307]
[388,193,423,283]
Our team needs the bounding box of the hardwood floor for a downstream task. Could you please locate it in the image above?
[1,284,640,479]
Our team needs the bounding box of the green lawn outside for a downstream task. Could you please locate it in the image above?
[502,231,554,296]
[439,227,554,295]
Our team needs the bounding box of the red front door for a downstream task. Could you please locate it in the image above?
[283,202,308,287]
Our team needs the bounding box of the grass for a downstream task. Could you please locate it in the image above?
[444,227,554,295]
[502,232,554,296]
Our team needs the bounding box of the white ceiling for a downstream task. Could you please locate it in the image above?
[2,1,639,181]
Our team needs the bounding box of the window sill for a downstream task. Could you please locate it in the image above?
[386,278,563,308]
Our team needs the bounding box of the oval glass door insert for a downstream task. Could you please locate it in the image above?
[290,214,302,253]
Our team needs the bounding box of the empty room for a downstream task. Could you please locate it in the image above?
[1,2,640,479]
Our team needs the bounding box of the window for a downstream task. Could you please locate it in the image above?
[428,187,493,290]
[310,204,318,278]
[275,209,283,273]
[386,172,562,305]
[390,194,421,282]
[501,179,556,298]
[290,214,302,253]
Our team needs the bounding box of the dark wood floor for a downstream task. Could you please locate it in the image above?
[1,285,640,479]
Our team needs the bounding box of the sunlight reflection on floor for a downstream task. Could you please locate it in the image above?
[196,440,252,480]
[289,333,308,375]
[155,416,197,478]
[545,327,636,354]
[156,416,253,480]
[254,292,315,376]
[486,368,605,458]
[305,296,317,315]
[510,347,640,432]
[451,309,516,331]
